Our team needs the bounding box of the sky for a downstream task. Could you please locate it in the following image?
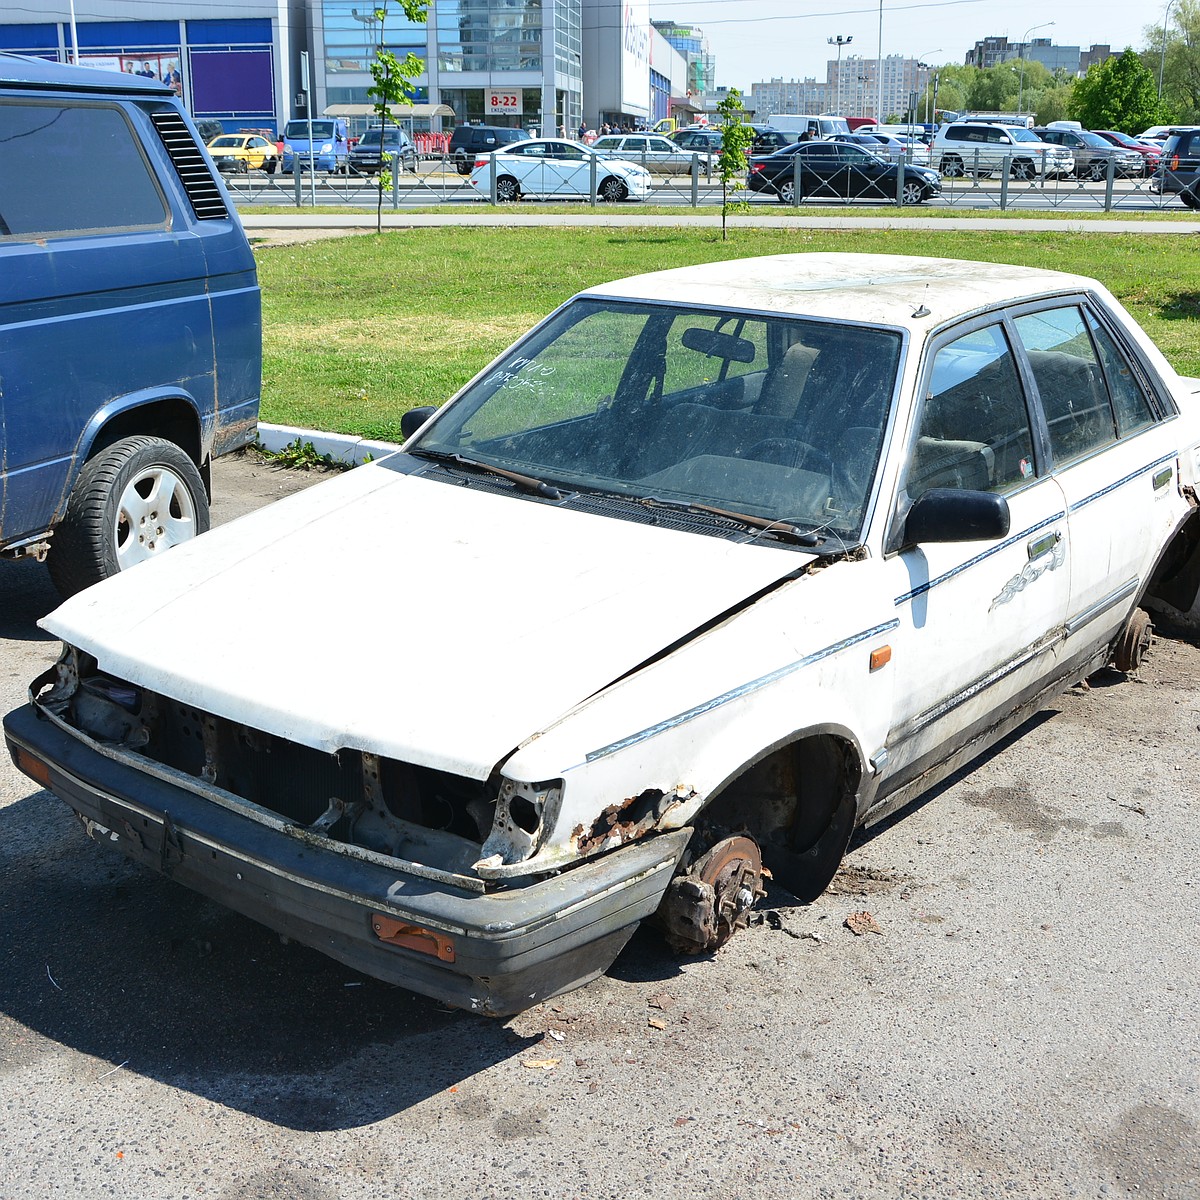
[645,0,1162,92]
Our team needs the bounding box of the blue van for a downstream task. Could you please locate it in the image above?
[0,54,261,596]
[281,116,350,173]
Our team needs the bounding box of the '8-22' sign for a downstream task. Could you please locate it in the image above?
[486,92,521,114]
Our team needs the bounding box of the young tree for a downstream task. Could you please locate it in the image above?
[716,89,754,241]
[1144,0,1200,122]
[366,1,428,233]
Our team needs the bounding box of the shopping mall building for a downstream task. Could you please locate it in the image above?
[3,1,698,137]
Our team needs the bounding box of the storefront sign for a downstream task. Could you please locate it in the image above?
[486,91,522,115]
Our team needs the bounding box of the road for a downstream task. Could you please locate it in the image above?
[1,451,1197,1199]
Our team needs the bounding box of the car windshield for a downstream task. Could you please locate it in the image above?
[1078,131,1112,149]
[408,299,903,543]
[285,121,335,139]
[358,130,399,147]
[1011,128,1041,143]
[209,137,241,148]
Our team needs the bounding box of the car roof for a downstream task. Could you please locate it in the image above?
[580,254,1099,329]
[0,51,171,95]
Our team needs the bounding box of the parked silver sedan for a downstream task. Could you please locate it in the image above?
[592,133,715,175]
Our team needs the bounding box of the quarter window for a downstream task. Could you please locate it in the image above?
[909,325,1036,498]
[1085,311,1157,435]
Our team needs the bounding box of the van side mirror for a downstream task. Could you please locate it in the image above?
[401,405,438,440]
[904,488,1010,545]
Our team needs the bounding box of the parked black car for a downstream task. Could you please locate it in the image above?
[349,125,417,174]
[448,124,529,175]
[747,141,941,205]
[1153,127,1200,207]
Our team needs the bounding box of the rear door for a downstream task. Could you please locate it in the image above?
[1009,299,1184,662]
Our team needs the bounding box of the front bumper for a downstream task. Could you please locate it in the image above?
[4,703,690,1016]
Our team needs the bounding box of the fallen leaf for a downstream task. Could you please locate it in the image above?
[845,910,883,936]
[648,1017,667,1030]
[522,1058,561,1071]
[647,993,676,1010]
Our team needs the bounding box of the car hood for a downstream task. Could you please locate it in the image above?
[43,462,807,779]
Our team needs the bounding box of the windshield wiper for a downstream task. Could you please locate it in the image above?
[410,449,563,500]
[686,501,822,546]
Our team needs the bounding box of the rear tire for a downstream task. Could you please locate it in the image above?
[494,175,520,202]
[777,179,797,204]
[48,436,209,598]
[940,154,964,178]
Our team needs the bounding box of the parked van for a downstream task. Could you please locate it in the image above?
[281,116,350,173]
[0,54,261,596]
[764,113,852,139]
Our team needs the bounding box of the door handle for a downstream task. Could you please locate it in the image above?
[1027,530,1062,561]
[1152,466,1173,491]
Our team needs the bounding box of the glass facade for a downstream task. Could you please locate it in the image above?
[435,0,543,72]
[323,1,427,74]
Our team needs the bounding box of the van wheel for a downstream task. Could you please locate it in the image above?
[1182,188,1200,210]
[48,437,210,598]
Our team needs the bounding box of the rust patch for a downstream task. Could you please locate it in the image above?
[575,789,690,855]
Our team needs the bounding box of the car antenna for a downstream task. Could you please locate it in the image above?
[911,284,931,319]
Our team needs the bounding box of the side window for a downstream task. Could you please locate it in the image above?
[908,325,1036,498]
[1085,310,1157,436]
[1013,307,1118,464]
[0,100,167,240]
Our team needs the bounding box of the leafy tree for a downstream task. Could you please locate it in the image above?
[1143,0,1200,122]
[1033,82,1075,126]
[366,1,428,233]
[1069,49,1171,134]
[716,89,754,241]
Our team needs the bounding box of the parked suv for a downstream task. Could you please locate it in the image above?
[1033,126,1143,180]
[1153,127,1200,207]
[932,121,1074,179]
[0,54,261,596]
[448,124,529,174]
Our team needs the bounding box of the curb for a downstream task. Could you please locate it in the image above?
[256,422,401,467]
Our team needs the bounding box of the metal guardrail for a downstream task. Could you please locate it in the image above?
[218,148,1180,213]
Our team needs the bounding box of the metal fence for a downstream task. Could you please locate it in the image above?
[219,148,1180,214]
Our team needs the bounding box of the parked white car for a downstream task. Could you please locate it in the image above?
[590,133,715,175]
[8,254,1200,1016]
[467,137,651,202]
[932,121,1075,179]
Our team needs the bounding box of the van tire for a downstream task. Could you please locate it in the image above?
[48,436,210,598]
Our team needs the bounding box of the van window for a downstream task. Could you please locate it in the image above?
[0,101,168,240]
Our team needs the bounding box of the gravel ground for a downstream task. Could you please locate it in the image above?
[1,452,1196,1200]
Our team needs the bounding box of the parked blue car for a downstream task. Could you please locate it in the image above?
[0,54,261,596]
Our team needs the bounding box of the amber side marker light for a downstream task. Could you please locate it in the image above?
[372,914,456,962]
[869,646,892,672]
[14,746,52,789]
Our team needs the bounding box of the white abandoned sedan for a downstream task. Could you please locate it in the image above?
[7,254,1200,1016]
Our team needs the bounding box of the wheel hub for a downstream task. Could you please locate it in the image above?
[657,834,766,954]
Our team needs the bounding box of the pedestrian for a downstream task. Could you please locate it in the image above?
[577,121,586,141]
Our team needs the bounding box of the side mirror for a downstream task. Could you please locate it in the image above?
[400,405,438,441]
[904,488,1010,545]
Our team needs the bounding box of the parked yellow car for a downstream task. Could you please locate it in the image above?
[205,133,278,174]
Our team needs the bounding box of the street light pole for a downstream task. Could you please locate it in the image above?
[914,49,941,127]
[827,35,852,115]
[1016,21,1054,117]
[1160,0,1178,97]
[876,0,884,123]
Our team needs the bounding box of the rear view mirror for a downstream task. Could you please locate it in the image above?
[905,488,1010,544]
[680,327,756,363]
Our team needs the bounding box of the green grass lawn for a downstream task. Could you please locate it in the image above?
[257,227,1200,443]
